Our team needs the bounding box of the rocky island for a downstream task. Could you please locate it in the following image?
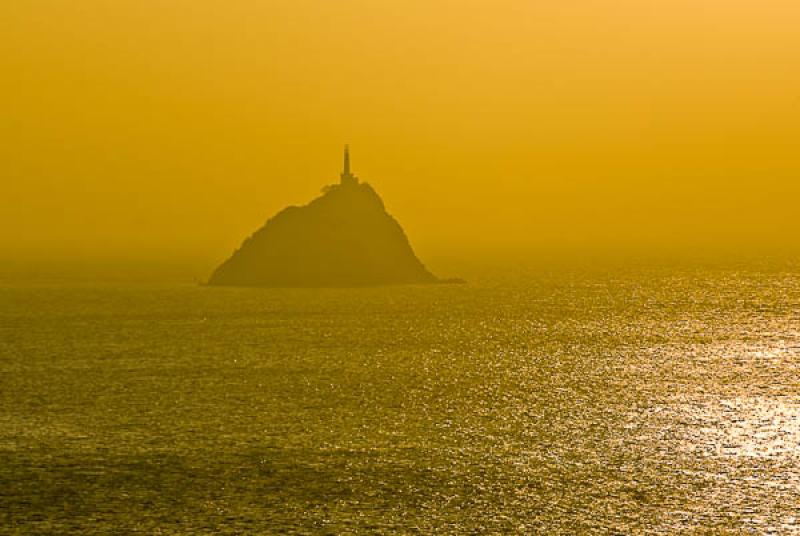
[208,147,446,287]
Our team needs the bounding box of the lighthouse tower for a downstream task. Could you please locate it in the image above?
[340,145,358,186]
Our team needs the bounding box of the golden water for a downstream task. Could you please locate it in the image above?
[1,268,799,533]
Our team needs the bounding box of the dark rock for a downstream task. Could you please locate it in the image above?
[208,179,441,288]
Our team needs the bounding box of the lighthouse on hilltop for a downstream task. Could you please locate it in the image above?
[340,145,358,186]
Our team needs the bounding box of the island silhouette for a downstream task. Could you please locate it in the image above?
[208,146,453,287]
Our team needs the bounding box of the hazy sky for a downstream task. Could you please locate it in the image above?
[3,0,800,273]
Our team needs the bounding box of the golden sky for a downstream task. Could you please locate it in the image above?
[2,0,800,273]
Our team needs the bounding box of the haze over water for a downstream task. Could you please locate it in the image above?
[4,1,800,267]
[3,265,799,533]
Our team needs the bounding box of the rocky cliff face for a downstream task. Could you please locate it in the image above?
[208,182,438,287]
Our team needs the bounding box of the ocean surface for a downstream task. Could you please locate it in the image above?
[2,267,799,534]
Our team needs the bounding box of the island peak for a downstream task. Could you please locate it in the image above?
[208,147,448,288]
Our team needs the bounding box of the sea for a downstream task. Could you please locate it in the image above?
[2,265,799,534]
